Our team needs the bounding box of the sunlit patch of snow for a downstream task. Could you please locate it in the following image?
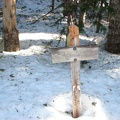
[47,93,108,120]
[0,0,120,120]
[19,33,59,41]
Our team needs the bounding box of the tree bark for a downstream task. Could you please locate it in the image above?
[78,0,86,28]
[52,0,54,12]
[2,0,20,52]
[105,0,120,54]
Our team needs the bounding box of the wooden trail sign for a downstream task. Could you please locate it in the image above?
[51,25,99,118]
[51,46,98,64]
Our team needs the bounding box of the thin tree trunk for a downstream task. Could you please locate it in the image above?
[78,0,85,28]
[96,1,103,33]
[79,12,85,27]
[2,0,19,52]
[105,0,120,53]
[52,0,54,12]
[107,0,112,22]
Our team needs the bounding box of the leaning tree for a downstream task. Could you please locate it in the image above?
[2,0,19,51]
[105,0,120,53]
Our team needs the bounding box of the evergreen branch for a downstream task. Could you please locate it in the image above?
[30,3,64,24]
[51,16,65,26]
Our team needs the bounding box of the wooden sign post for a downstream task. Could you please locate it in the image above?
[51,25,99,118]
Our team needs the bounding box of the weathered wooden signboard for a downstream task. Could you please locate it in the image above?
[51,46,98,63]
[51,25,99,118]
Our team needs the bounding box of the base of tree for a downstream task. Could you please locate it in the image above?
[105,42,120,54]
[3,28,20,52]
[105,16,120,54]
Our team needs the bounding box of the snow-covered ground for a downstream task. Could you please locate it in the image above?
[0,0,120,120]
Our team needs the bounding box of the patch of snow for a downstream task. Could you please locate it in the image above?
[0,0,120,120]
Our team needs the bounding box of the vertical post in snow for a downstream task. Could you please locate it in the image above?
[51,25,99,118]
[68,25,81,118]
[70,59,81,118]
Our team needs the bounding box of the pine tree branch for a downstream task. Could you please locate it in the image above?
[30,3,64,24]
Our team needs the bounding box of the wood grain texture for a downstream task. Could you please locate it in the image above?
[51,45,99,63]
[69,25,80,47]
[70,61,81,118]
[69,25,81,118]
[51,25,99,118]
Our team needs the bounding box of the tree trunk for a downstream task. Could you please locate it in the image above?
[105,0,120,54]
[2,0,20,52]
[52,0,54,12]
[107,0,112,22]
[78,0,86,28]
[79,11,85,27]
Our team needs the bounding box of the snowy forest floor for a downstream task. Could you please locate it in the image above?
[0,0,120,120]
